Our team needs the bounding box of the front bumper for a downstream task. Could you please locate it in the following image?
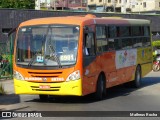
[14,79,82,96]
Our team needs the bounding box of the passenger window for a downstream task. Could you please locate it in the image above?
[96,26,106,39]
[96,26,108,53]
[119,26,130,37]
[121,38,133,49]
[114,39,122,50]
[108,38,115,50]
[144,26,150,36]
[133,38,143,48]
[108,26,117,38]
[132,26,142,36]
[143,37,151,47]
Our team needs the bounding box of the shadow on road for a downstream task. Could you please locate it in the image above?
[24,76,160,104]
[141,77,160,87]
[0,94,20,105]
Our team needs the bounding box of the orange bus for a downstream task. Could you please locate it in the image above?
[13,14,152,100]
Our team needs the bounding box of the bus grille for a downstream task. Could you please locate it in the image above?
[28,71,62,78]
[31,86,60,91]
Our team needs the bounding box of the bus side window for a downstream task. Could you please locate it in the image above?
[96,26,107,53]
[84,33,95,56]
[108,38,115,50]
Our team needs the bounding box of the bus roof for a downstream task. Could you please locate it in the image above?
[19,14,150,27]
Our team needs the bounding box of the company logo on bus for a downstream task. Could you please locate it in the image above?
[42,78,47,82]
[25,77,42,81]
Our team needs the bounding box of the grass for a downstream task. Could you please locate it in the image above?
[0,83,6,95]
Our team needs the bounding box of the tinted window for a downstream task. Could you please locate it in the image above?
[119,26,130,37]
[96,26,108,53]
[96,26,106,39]
[114,39,122,50]
[144,26,150,36]
[143,37,151,47]
[108,38,121,50]
[121,38,133,49]
[132,26,142,36]
[133,38,143,48]
[108,38,115,50]
[108,26,117,38]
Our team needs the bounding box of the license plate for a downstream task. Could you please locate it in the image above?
[39,85,50,89]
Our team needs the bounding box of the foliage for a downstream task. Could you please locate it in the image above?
[152,40,160,47]
[152,40,160,61]
[0,83,6,95]
[0,0,35,9]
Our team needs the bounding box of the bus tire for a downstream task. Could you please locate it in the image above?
[132,66,141,88]
[95,75,106,100]
[39,95,48,101]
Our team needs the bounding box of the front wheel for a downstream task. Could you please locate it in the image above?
[95,75,106,100]
[152,64,160,72]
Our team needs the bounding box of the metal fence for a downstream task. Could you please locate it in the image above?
[0,35,13,79]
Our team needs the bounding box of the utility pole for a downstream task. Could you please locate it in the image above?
[53,0,56,11]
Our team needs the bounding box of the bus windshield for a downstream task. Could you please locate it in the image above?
[16,25,79,67]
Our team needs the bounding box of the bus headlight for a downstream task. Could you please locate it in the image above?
[66,70,80,82]
[13,71,24,80]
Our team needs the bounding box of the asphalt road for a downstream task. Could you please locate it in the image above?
[0,71,160,120]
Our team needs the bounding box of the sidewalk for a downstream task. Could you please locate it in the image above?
[0,79,19,109]
[0,79,14,94]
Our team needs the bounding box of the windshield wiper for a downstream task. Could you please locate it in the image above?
[28,50,40,66]
[48,45,62,68]
[47,45,62,68]
[43,26,62,68]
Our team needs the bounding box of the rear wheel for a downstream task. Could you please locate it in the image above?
[131,66,141,88]
[95,75,106,100]
[39,95,48,101]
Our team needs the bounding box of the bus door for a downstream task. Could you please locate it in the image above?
[83,30,97,95]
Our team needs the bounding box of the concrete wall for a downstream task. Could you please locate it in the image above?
[0,8,160,42]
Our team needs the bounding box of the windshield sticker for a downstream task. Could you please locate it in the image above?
[21,28,26,32]
[76,27,79,31]
[37,55,44,62]
[115,49,137,69]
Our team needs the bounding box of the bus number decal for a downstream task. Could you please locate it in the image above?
[116,49,137,69]
[51,77,64,81]
[60,54,74,61]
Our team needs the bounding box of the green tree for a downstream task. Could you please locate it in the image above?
[0,0,35,9]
